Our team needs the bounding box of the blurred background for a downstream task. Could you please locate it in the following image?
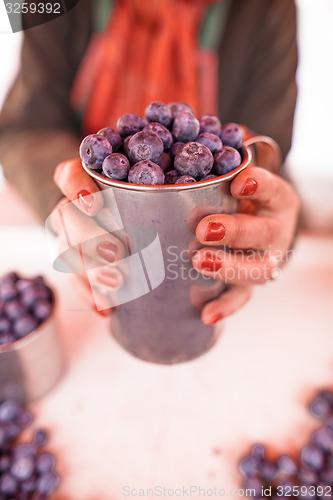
[1,0,332,231]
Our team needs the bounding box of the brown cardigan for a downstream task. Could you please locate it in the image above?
[0,0,297,221]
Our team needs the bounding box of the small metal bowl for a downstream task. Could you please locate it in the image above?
[0,290,64,402]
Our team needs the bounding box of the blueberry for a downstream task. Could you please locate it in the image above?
[128,131,164,164]
[16,410,33,429]
[197,132,223,154]
[167,102,193,120]
[128,161,165,185]
[79,134,113,170]
[164,169,179,185]
[158,152,172,173]
[36,471,60,495]
[251,444,265,461]
[13,314,38,338]
[220,122,243,148]
[33,300,52,321]
[0,315,11,332]
[33,429,48,447]
[172,112,200,142]
[0,272,19,285]
[0,400,21,422]
[21,286,50,309]
[10,455,35,481]
[199,114,222,136]
[239,455,258,477]
[117,113,147,137]
[174,142,213,179]
[0,472,18,495]
[145,101,172,127]
[14,443,36,457]
[97,127,122,152]
[277,455,298,475]
[144,122,173,151]
[0,283,18,301]
[301,444,325,470]
[4,300,26,321]
[310,391,333,420]
[16,279,34,293]
[214,146,242,175]
[175,175,196,184]
[36,453,55,474]
[311,426,333,452]
[169,142,185,158]
[102,153,130,181]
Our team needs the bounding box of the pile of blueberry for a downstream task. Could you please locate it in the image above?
[0,399,59,498]
[239,390,333,499]
[79,101,244,185]
[0,273,53,346]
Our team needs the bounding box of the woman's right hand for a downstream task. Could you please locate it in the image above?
[51,158,125,315]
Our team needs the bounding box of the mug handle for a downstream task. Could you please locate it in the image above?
[241,126,283,174]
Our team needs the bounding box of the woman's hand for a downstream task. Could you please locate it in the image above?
[51,158,125,315]
[192,166,300,326]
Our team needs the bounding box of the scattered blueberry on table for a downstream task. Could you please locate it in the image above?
[0,399,59,498]
[239,390,333,499]
[79,101,244,185]
[0,272,53,346]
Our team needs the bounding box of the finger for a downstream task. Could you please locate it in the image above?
[51,199,126,265]
[201,285,253,326]
[57,238,124,293]
[192,247,278,285]
[230,166,299,215]
[195,213,280,250]
[54,158,104,216]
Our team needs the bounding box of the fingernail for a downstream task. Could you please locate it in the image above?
[209,313,224,326]
[93,305,111,317]
[205,222,225,242]
[97,242,118,263]
[78,189,94,213]
[97,271,119,288]
[200,253,222,273]
[240,178,258,197]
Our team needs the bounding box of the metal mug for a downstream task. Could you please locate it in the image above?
[0,295,64,402]
[82,134,280,364]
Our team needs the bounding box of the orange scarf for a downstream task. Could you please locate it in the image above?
[74,0,219,134]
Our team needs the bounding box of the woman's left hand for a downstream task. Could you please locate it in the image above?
[192,166,300,326]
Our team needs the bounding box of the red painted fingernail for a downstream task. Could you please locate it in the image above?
[209,314,224,326]
[78,189,94,213]
[97,271,119,288]
[93,305,111,317]
[97,242,118,263]
[200,253,222,272]
[240,178,258,197]
[205,222,225,242]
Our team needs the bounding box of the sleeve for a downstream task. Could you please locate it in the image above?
[0,0,92,222]
[218,0,298,163]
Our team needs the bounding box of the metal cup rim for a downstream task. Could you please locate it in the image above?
[82,145,252,191]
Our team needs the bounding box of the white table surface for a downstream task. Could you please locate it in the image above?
[1,181,333,500]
